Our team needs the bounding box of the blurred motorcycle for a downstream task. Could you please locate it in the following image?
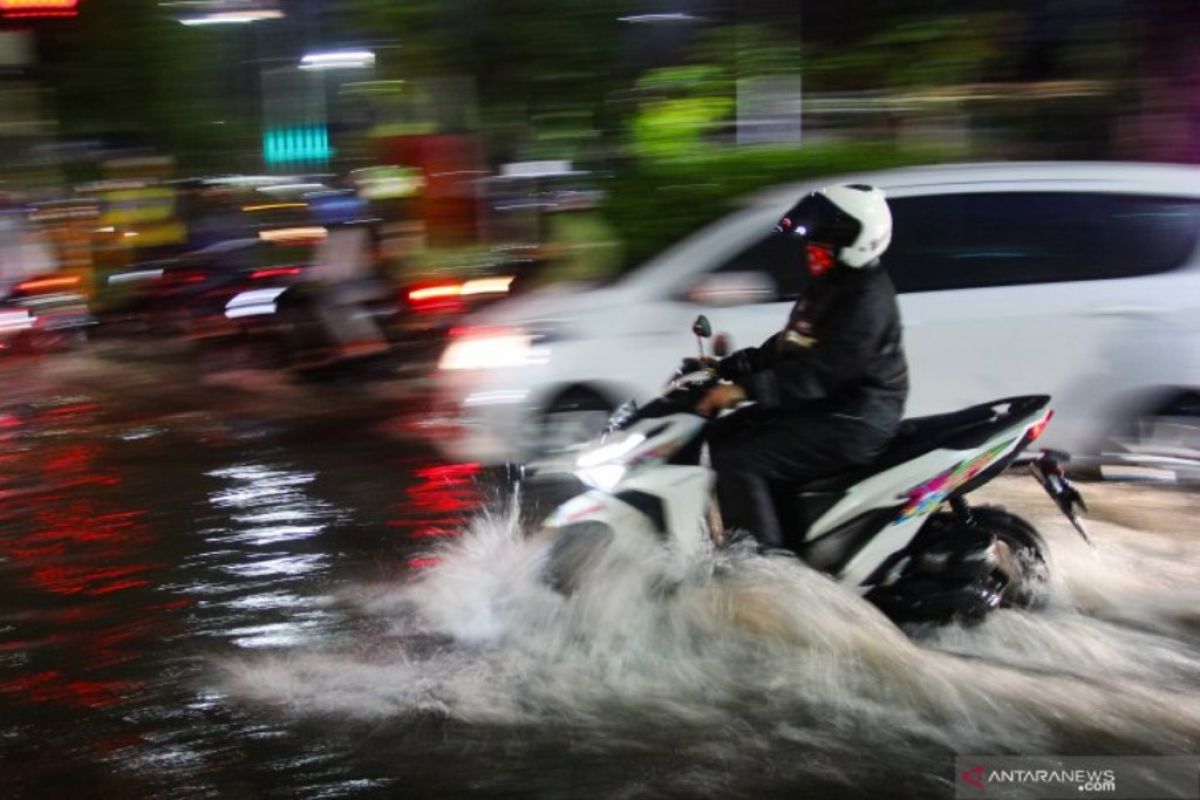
[0,273,93,355]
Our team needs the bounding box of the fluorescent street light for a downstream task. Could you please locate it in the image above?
[299,50,376,70]
[180,9,282,24]
[617,12,699,23]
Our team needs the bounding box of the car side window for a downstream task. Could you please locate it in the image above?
[885,193,1200,293]
[712,231,808,300]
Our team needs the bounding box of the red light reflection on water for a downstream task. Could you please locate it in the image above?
[43,402,100,418]
[387,461,481,564]
[0,435,178,710]
[0,670,141,709]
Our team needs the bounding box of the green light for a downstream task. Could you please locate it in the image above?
[263,125,332,165]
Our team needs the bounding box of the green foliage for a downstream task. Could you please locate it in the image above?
[691,24,804,80]
[37,0,257,170]
[602,141,949,267]
[628,65,734,162]
[805,13,1019,91]
[624,26,807,163]
[333,0,627,120]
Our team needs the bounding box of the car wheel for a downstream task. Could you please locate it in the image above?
[536,388,613,458]
[1111,394,1200,484]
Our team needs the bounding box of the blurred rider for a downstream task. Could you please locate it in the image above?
[0,192,58,301]
[696,185,909,549]
[308,191,389,362]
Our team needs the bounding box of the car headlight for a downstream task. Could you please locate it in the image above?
[225,287,286,319]
[0,309,33,332]
[437,326,549,371]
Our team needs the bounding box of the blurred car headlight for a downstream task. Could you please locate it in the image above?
[0,309,34,332]
[225,287,286,319]
[438,326,548,371]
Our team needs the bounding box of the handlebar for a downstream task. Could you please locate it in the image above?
[606,358,735,432]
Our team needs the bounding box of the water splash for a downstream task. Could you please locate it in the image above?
[220,492,1200,761]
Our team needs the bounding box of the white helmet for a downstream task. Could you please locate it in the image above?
[775,184,893,268]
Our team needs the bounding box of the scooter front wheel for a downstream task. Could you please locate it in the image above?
[541,521,615,595]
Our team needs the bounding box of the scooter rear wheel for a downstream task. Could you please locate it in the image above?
[971,505,1050,609]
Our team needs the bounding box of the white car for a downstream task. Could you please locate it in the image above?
[431,162,1200,476]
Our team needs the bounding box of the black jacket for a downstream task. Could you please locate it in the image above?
[719,264,909,433]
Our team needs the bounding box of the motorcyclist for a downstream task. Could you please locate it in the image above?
[306,190,390,364]
[696,184,908,549]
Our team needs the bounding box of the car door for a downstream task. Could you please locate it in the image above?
[884,189,1200,453]
[596,206,805,405]
[671,226,810,358]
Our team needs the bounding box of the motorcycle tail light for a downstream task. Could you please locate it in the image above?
[1027,410,1054,443]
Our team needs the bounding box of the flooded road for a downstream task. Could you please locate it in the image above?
[2,352,1198,799]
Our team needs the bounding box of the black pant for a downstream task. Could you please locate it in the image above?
[708,410,892,549]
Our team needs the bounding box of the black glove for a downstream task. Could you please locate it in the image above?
[716,350,755,381]
[680,356,725,374]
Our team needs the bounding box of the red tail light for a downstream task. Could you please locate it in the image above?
[1,0,79,19]
[251,267,303,280]
[407,282,464,314]
[1027,410,1053,442]
[408,283,461,303]
[447,325,511,338]
[16,275,80,293]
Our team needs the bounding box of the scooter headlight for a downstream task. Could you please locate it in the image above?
[575,432,645,468]
[576,464,626,492]
[574,432,646,491]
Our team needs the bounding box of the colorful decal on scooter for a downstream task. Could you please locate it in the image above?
[894,438,1016,523]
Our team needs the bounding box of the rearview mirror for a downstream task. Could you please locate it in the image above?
[692,315,712,338]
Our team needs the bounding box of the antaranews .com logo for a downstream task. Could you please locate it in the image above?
[954,756,1199,799]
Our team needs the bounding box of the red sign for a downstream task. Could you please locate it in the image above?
[0,0,78,18]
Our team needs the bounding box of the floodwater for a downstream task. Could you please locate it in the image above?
[2,358,1199,799]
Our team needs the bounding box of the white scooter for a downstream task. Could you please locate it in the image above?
[528,316,1089,626]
